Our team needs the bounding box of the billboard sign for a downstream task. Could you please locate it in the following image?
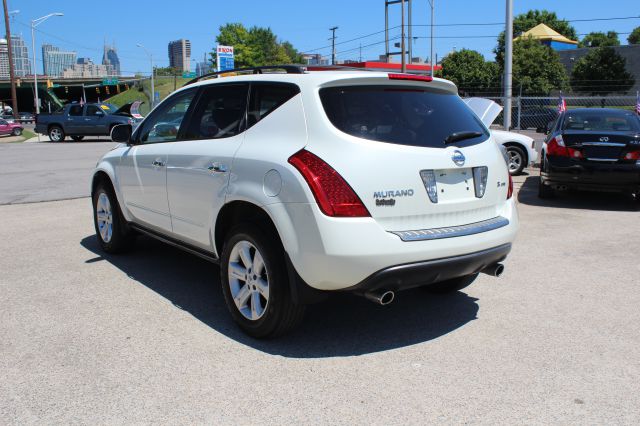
[216,45,235,72]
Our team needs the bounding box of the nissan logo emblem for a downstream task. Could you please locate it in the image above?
[452,150,466,167]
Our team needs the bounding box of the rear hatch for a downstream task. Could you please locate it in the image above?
[308,77,511,232]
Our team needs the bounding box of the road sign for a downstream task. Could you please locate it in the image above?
[216,45,235,72]
[182,71,196,78]
[102,78,119,85]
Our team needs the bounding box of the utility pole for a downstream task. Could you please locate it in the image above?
[429,0,435,77]
[3,0,18,119]
[329,26,338,65]
[504,0,513,131]
[400,0,406,72]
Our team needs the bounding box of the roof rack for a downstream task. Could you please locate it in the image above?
[185,65,306,85]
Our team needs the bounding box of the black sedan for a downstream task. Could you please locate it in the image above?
[539,108,640,199]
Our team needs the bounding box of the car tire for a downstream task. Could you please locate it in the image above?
[538,156,555,199]
[505,145,526,175]
[424,274,478,294]
[12,128,22,136]
[48,125,65,142]
[220,223,305,338]
[92,181,134,254]
[71,135,84,142]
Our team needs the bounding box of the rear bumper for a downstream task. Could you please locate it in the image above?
[344,243,511,293]
[542,157,640,192]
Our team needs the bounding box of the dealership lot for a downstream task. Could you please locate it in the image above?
[1,142,639,423]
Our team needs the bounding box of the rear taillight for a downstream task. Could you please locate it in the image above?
[388,73,433,82]
[624,151,640,161]
[288,149,370,217]
[507,173,513,199]
[547,136,567,157]
[472,166,488,198]
[547,135,582,159]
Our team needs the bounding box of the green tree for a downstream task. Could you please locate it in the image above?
[211,23,304,68]
[495,9,577,62]
[628,27,640,45]
[570,47,635,95]
[507,36,569,95]
[579,31,620,48]
[441,49,499,95]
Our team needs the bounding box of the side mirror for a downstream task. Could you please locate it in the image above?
[111,124,132,144]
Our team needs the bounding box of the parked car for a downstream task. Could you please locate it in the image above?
[517,107,558,133]
[464,97,538,175]
[539,108,640,199]
[18,112,35,123]
[35,102,134,142]
[93,66,519,338]
[0,119,23,136]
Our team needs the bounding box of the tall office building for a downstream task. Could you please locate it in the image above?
[8,34,31,77]
[42,43,77,77]
[0,39,9,78]
[102,44,120,76]
[168,39,191,72]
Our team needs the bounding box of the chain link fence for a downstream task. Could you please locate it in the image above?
[474,96,638,132]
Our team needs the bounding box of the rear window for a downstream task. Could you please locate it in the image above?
[320,85,489,148]
[563,110,640,132]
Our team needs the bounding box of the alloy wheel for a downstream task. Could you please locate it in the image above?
[507,149,523,173]
[227,240,270,321]
[50,128,62,142]
[96,192,113,243]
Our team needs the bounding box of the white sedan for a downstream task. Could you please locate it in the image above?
[464,98,538,175]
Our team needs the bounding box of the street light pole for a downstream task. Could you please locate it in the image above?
[429,0,435,77]
[30,12,63,115]
[504,0,513,131]
[137,44,154,108]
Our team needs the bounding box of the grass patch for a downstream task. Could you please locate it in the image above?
[21,129,35,140]
[104,76,190,116]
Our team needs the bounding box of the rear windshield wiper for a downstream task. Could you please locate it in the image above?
[444,131,483,144]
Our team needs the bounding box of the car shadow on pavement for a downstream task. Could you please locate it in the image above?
[517,175,639,212]
[81,235,479,358]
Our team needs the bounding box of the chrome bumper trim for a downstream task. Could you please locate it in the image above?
[391,216,510,242]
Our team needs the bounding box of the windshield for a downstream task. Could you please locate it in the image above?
[320,85,489,148]
[563,110,640,132]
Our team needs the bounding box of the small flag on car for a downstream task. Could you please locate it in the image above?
[636,91,640,115]
[558,92,567,113]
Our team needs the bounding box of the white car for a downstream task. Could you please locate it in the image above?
[92,66,519,338]
[463,98,538,175]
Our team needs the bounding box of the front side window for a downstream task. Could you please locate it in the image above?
[183,84,249,140]
[320,85,489,148]
[247,83,299,128]
[137,89,197,144]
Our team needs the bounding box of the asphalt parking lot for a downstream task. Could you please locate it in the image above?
[1,141,639,424]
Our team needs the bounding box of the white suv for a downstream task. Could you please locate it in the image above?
[92,66,518,338]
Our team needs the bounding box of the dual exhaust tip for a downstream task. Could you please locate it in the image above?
[362,263,505,306]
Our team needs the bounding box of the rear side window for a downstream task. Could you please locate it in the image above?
[247,83,299,128]
[183,84,249,140]
[320,85,489,148]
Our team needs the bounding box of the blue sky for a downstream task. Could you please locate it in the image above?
[7,0,640,76]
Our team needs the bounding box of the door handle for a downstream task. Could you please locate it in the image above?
[152,159,165,167]
[207,162,228,173]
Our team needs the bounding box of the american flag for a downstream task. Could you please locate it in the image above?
[79,98,84,106]
[636,91,640,115]
[558,93,567,113]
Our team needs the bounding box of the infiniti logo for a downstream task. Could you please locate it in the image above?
[452,150,466,167]
[599,137,609,142]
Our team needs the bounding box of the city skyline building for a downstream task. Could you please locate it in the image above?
[42,43,77,77]
[102,44,120,76]
[0,39,9,79]
[168,39,191,72]
[8,34,31,77]
[62,58,111,78]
